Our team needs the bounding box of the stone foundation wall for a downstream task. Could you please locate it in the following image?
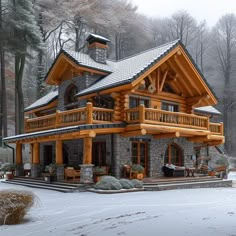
[112,135,196,178]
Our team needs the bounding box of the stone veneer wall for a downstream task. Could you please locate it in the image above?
[88,47,107,64]
[112,134,196,178]
[57,74,100,111]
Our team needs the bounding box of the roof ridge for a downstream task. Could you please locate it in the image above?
[114,39,180,62]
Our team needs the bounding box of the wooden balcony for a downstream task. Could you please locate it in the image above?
[25,103,223,138]
[25,103,114,133]
[125,105,224,136]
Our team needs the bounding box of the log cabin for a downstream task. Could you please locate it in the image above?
[3,34,224,182]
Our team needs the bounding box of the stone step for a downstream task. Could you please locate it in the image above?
[2,181,74,193]
[2,178,87,193]
[143,176,221,186]
[144,180,232,191]
[12,177,80,187]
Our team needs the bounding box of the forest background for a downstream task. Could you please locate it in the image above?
[0,0,236,156]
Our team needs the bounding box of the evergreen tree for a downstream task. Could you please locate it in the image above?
[7,0,42,134]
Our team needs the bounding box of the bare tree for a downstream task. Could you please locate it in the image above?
[212,14,236,154]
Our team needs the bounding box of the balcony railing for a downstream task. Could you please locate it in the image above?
[25,103,114,133]
[125,105,224,135]
[25,103,224,136]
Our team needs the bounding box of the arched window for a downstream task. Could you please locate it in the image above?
[164,143,183,166]
[64,84,78,110]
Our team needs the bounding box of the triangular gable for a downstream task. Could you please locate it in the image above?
[45,49,112,85]
[78,41,217,107]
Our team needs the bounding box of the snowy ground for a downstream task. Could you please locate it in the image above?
[1,182,236,236]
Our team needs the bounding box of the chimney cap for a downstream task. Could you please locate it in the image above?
[86,33,110,45]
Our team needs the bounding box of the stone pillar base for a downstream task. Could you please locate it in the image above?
[56,164,65,181]
[79,164,94,183]
[15,164,24,177]
[31,164,41,178]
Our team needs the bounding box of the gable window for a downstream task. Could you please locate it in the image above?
[162,101,179,112]
[64,84,78,110]
[129,96,150,108]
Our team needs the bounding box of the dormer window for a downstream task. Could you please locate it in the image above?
[64,84,79,110]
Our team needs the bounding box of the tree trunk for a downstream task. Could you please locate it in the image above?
[15,53,25,135]
[1,49,7,137]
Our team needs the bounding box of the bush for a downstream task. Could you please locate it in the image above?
[94,176,122,190]
[119,179,134,189]
[0,190,36,225]
[131,164,144,173]
[131,179,143,188]
[0,163,16,173]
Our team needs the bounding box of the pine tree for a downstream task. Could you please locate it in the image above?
[7,0,42,134]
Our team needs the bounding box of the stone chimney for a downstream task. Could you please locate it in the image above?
[86,33,110,64]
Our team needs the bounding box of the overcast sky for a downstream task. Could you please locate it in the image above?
[131,0,236,27]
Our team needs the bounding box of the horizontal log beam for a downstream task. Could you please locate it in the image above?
[153,132,180,139]
[121,129,146,137]
[187,135,210,142]
[204,140,225,146]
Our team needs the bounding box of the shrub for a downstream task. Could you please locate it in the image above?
[0,190,36,225]
[131,179,143,188]
[94,176,122,190]
[0,163,16,173]
[131,164,144,173]
[119,179,134,189]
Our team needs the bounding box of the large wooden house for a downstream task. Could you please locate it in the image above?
[3,34,224,182]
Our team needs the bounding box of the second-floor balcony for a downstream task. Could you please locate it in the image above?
[25,103,223,136]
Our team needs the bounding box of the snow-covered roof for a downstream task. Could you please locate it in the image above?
[62,49,114,73]
[86,33,110,43]
[77,40,180,97]
[194,106,221,115]
[25,90,58,112]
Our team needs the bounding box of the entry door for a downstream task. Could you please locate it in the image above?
[92,142,106,166]
[131,142,148,175]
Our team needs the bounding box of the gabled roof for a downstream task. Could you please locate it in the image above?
[62,49,114,73]
[77,40,180,97]
[25,90,58,112]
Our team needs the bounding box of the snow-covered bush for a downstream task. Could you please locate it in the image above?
[131,179,143,188]
[94,176,122,190]
[0,190,36,225]
[119,178,134,189]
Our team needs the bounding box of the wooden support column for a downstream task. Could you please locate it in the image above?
[32,143,40,164]
[83,137,92,164]
[16,142,23,165]
[56,140,63,164]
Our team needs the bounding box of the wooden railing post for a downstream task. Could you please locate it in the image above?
[139,104,145,123]
[220,122,224,135]
[55,110,61,127]
[206,117,210,131]
[86,102,93,124]
[24,118,28,132]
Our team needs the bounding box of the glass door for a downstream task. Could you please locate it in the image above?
[131,141,148,175]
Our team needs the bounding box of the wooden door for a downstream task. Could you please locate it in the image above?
[92,141,106,166]
[131,141,148,175]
